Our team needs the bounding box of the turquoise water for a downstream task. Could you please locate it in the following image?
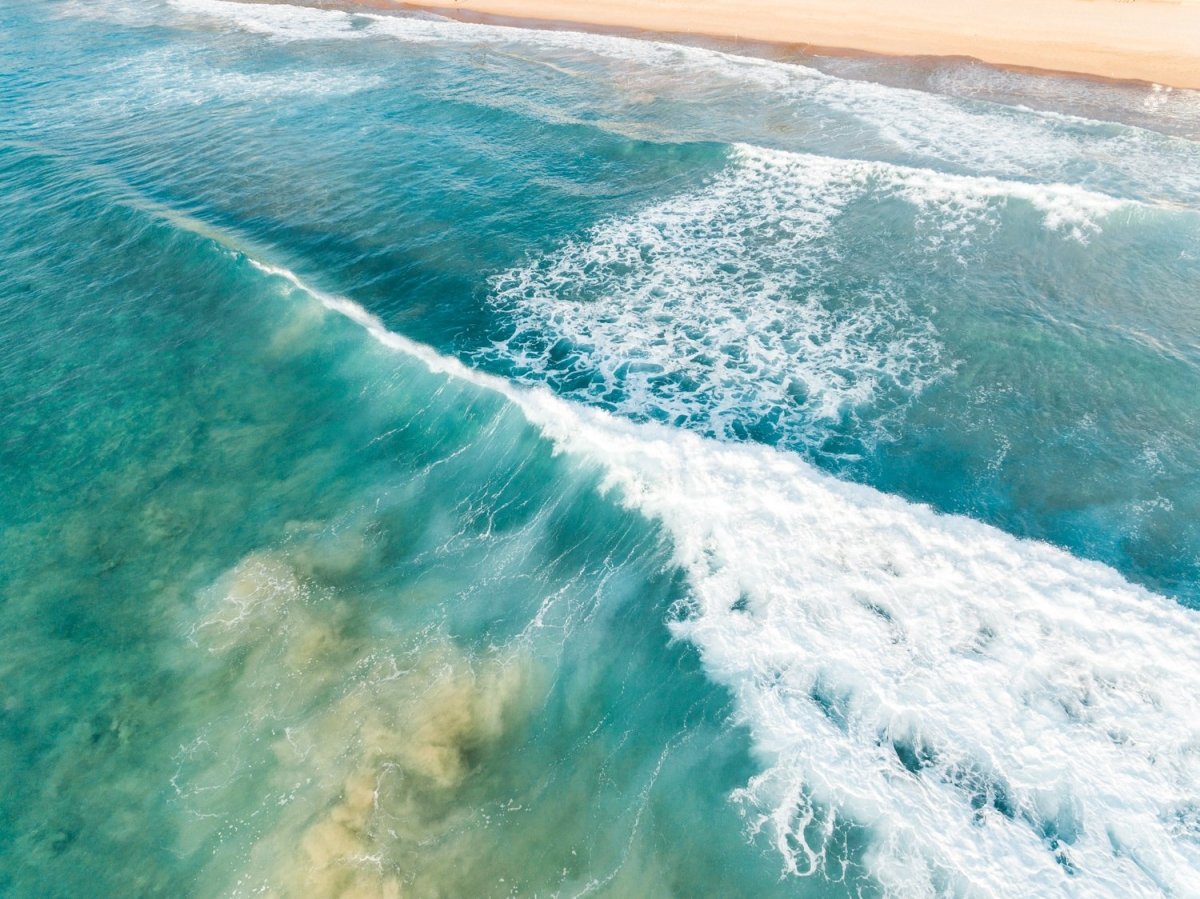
[3,1,1200,896]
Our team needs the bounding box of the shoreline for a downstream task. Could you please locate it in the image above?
[331,0,1200,90]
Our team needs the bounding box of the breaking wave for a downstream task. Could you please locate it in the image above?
[252,257,1200,898]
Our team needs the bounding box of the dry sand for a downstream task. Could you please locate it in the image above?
[372,0,1200,89]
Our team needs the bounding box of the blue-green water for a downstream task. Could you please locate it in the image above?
[3,1,1200,896]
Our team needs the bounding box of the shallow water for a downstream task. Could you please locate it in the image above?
[3,1,1200,896]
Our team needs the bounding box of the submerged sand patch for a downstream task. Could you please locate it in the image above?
[182,547,539,898]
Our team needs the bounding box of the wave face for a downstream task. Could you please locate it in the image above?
[278,260,1200,898]
[4,1,1200,896]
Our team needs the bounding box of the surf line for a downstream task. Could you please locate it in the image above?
[249,254,1200,898]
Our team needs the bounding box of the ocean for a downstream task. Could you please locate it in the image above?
[3,1,1200,895]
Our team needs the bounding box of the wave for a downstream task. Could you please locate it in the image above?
[167,0,1200,206]
[125,48,386,103]
[168,0,801,77]
[170,0,364,40]
[482,143,1133,458]
[248,256,1200,897]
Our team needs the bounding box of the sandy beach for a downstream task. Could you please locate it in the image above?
[359,0,1200,89]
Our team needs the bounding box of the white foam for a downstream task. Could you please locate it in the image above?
[539,409,1200,897]
[252,257,1200,898]
[484,144,1128,456]
[96,47,385,107]
[487,148,939,455]
[877,153,1128,239]
[169,0,363,40]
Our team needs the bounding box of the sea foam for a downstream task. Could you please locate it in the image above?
[485,143,1127,457]
[253,258,1200,897]
[170,0,362,40]
[531,398,1200,897]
